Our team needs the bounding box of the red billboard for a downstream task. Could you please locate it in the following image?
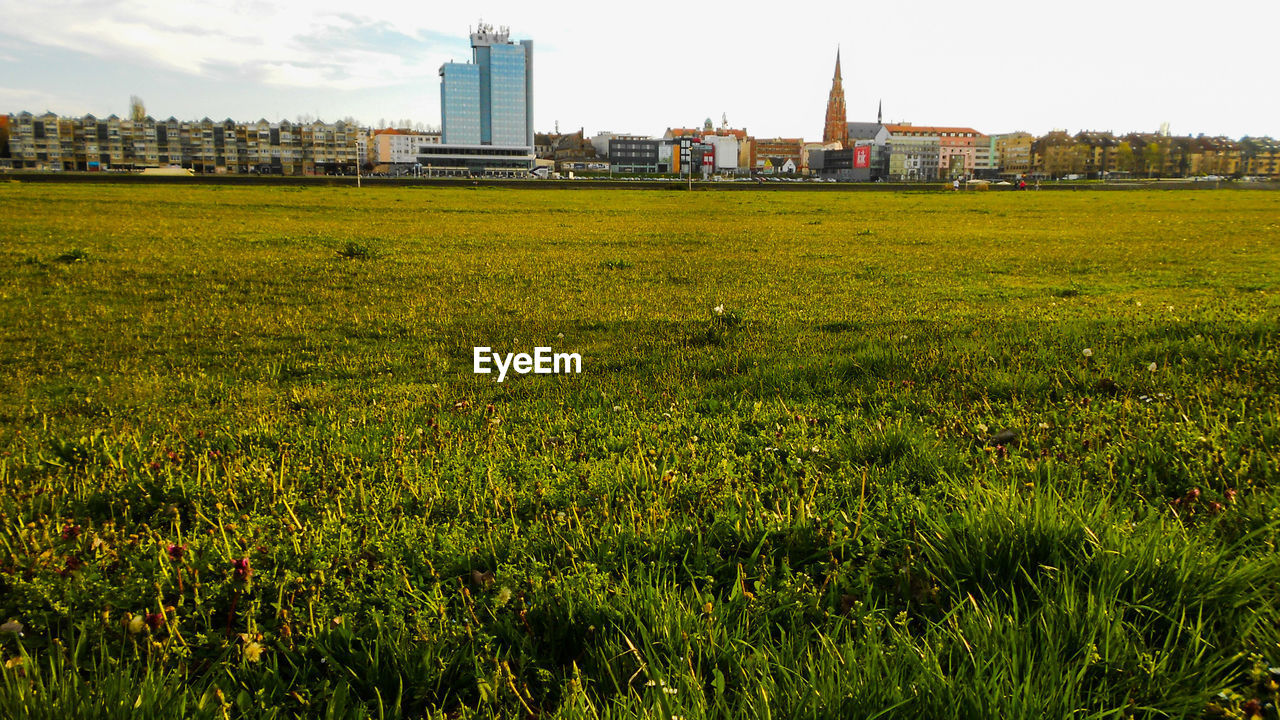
[854,146,871,169]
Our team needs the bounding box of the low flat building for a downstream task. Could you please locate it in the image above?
[608,136,661,173]
[412,144,534,175]
[810,145,873,181]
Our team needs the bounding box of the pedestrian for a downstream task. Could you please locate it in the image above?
[1018,178,1027,190]
[953,178,960,192]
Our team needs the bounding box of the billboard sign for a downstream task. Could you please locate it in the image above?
[854,146,871,169]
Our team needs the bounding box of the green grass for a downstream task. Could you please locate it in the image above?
[0,183,1278,718]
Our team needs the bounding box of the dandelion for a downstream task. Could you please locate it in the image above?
[1082,348,1093,358]
[1148,362,1157,371]
[243,641,264,662]
[713,304,725,315]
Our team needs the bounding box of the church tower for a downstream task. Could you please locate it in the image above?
[822,48,848,147]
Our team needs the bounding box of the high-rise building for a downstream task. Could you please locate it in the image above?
[439,63,480,145]
[822,49,848,147]
[439,23,533,148]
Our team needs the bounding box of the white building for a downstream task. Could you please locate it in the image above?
[702,134,740,173]
[370,130,442,167]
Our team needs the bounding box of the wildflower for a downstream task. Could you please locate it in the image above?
[145,612,165,630]
[713,304,725,315]
[4,657,22,669]
[1038,422,1050,429]
[810,446,820,453]
[232,558,252,581]
[0,620,23,636]
[613,405,621,411]
[1082,348,1093,358]
[556,332,564,339]
[496,587,513,606]
[976,423,989,434]
[1136,301,1142,306]
[61,524,82,541]
[127,615,145,635]
[243,641,264,662]
[166,544,185,562]
[1148,362,1158,372]
[1225,488,1237,503]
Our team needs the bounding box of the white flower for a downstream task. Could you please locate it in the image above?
[556,332,564,339]
[127,615,144,635]
[976,423,989,434]
[713,304,725,315]
[1082,348,1093,358]
[1148,362,1158,371]
[244,641,264,662]
[811,446,820,453]
[1038,422,1050,429]
[496,587,513,606]
[1136,301,1142,306]
[613,405,621,411]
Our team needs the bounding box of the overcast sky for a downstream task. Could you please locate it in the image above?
[2,0,1276,139]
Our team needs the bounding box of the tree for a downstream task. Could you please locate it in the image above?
[1143,142,1164,178]
[130,95,146,122]
[1115,142,1134,174]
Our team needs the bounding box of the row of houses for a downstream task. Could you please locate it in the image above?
[5,110,1279,180]
[816,125,1280,181]
[537,118,1280,181]
[2,112,362,174]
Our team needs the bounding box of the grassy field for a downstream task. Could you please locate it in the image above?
[0,183,1278,719]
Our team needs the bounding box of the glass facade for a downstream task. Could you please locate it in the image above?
[479,44,528,146]
[440,63,481,145]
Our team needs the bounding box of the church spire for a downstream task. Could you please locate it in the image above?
[823,48,848,146]
[877,99,882,125]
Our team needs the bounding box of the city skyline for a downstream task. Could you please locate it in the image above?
[1,0,1277,140]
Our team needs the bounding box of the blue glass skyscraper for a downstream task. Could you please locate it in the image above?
[439,23,533,149]
[439,63,480,145]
